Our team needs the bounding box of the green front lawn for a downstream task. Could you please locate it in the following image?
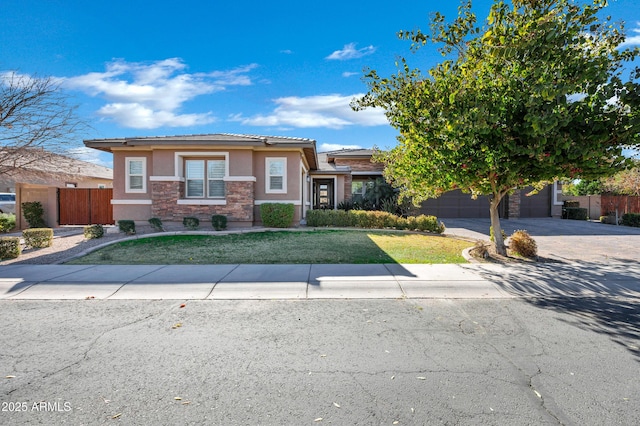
[67,230,472,265]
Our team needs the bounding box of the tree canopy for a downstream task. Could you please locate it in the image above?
[566,160,640,196]
[352,0,640,254]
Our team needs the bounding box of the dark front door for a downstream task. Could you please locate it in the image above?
[314,179,334,210]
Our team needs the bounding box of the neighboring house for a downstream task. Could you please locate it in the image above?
[0,148,113,193]
[83,133,554,227]
[0,148,114,229]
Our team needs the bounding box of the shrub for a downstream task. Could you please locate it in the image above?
[83,224,104,239]
[380,198,398,214]
[509,230,538,259]
[565,207,588,220]
[211,214,227,231]
[118,220,136,235]
[405,216,418,230]
[23,228,54,248]
[0,213,16,233]
[306,210,354,227]
[21,201,46,228]
[148,217,164,232]
[414,215,445,233]
[357,210,388,228]
[183,216,200,230]
[600,214,617,225]
[337,200,354,211]
[0,236,21,259]
[394,216,409,230]
[304,210,444,234]
[260,203,295,228]
[563,200,580,208]
[472,240,490,259]
[621,213,640,228]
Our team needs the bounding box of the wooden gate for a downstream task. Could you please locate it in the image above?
[58,188,114,225]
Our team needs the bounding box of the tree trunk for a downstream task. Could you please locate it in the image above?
[489,195,507,256]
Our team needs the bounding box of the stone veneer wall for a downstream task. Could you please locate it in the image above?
[150,180,255,224]
[343,174,352,202]
[334,158,385,172]
[508,189,521,218]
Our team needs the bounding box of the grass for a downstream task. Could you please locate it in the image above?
[67,230,472,265]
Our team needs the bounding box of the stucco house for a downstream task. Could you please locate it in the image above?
[84,133,556,227]
[85,134,320,227]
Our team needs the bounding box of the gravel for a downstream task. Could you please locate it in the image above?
[0,226,155,265]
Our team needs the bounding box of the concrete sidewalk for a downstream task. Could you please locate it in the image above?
[1,262,639,300]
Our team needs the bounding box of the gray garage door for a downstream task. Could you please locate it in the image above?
[419,187,550,218]
[419,190,493,218]
[519,186,551,218]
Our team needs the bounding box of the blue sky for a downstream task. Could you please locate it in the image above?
[2,0,640,168]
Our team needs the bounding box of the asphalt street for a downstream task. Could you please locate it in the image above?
[1,218,639,424]
[1,297,639,425]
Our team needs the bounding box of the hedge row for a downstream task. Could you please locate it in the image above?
[306,210,445,234]
[622,213,640,228]
[564,207,588,220]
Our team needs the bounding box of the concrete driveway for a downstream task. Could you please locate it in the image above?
[442,217,640,263]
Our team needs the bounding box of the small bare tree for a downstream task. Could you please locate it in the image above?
[0,71,86,177]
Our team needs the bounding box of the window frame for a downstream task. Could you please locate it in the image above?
[125,157,147,193]
[266,157,287,194]
[184,158,226,199]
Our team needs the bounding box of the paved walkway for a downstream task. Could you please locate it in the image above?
[2,218,639,300]
[1,262,639,300]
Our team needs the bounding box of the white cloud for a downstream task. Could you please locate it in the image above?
[326,43,376,60]
[619,23,640,47]
[342,71,360,78]
[97,103,215,129]
[66,146,112,167]
[232,94,388,129]
[318,143,363,152]
[62,58,257,129]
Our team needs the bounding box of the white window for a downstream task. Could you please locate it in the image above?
[126,158,146,193]
[266,158,287,194]
[207,159,225,197]
[185,159,226,198]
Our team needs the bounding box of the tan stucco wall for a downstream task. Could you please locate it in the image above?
[151,150,174,176]
[230,150,253,176]
[112,151,153,200]
[253,151,302,202]
[112,203,153,224]
[561,195,602,219]
[144,148,255,178]
[15,184,58,229]
[110,147,308,226]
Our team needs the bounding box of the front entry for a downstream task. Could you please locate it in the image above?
[314,179,334,210]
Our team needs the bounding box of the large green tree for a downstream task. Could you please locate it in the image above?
[352,0,640,255]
